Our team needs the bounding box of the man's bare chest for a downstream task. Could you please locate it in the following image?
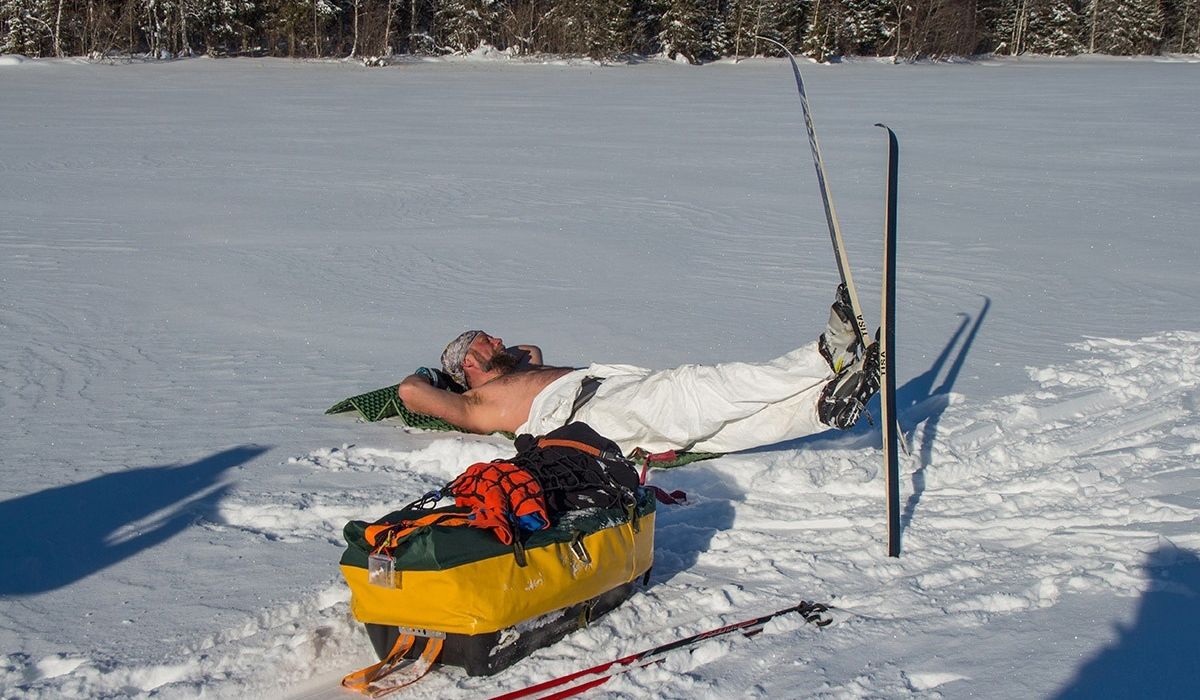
[483,366,574,398]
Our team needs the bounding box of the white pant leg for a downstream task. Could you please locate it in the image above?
[576,343,832,454]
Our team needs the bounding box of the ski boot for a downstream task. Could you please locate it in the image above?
[818,338,880,430]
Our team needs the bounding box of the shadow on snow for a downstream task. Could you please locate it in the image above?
[897,296,991,536]
[646,465,739,585]
[1053,545,1200,698]
[738,297,990,496]
[0,446,264,595]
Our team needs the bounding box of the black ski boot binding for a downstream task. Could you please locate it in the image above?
[818,339,880,430]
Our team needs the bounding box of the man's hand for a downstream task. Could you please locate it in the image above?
[510,344,543,367]
[414,367,466,393]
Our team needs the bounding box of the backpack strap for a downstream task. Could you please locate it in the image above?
[536,437,601,456]
[564,376,603,423]
[536,435,627,464]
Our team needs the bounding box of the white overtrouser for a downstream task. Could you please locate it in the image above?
[515,343,833,454]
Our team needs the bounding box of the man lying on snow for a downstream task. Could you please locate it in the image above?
[398,286,880,455]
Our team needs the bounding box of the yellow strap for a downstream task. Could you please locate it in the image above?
[341,634,416,693]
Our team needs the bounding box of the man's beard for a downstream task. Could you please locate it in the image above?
[481,348,519,374]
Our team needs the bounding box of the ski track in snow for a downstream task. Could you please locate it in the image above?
[4,332,1197,698]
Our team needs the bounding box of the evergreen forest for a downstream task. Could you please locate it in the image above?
[2,0,1198,62]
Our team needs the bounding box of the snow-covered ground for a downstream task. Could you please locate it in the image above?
[2,54,1198,699]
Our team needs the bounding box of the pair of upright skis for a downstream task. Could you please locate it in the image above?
[761,38,902,557]
[491,52,903,700]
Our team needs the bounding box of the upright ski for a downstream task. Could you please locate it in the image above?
[488,601,831,700]
[876,123,901,558]
[756,36,870,348]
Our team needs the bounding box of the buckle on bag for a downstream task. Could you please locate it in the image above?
[569,533,592,565]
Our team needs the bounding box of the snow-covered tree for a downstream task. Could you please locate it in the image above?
[801,0,888,60]
[142,0,176,57]
[262,0,337,56]
[723,0,805,58]
[1087,0,1163,54]
[626,0,661,54]
[585,0,635,60]
[2,0,47,55]
[725,0,770,58]
[543,0,633,59]
[194,0,256,54]
[843,0,889,56]
[977,0,1017,54]
[801,0,851,60]
[657,0,718,63]
[10,0,1197,58]
[311,0,339,55]
[436,0,496,53]
[998,0,1085,55]
[1024,0,1084,54]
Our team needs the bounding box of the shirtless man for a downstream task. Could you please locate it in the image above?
[397,288,881,455]
[398,331,572,435]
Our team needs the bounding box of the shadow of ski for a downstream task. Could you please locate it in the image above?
[897,296,990,533]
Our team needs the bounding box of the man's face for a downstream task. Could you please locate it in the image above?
[469,332,505,359]
[467,333,517,376]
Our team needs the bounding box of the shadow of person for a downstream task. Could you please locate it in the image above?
[897,296,990,533]
[1052,545,1200,698]
[0,445,266,595]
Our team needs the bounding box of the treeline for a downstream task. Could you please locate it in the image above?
[2,0,1198,62]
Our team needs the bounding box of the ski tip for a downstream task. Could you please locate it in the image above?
[874,123,899,147]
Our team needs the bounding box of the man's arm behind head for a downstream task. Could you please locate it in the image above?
[397,374,484,433]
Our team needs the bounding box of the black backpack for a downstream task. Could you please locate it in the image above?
[510,422,640,515]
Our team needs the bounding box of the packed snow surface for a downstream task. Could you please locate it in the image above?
[2,55,1198,699]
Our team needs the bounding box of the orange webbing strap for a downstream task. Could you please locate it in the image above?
[536,438,601,457]
[369,636,443,697]
[364,512,473,550]
[341,634,416,694]
[341,635,445,698]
